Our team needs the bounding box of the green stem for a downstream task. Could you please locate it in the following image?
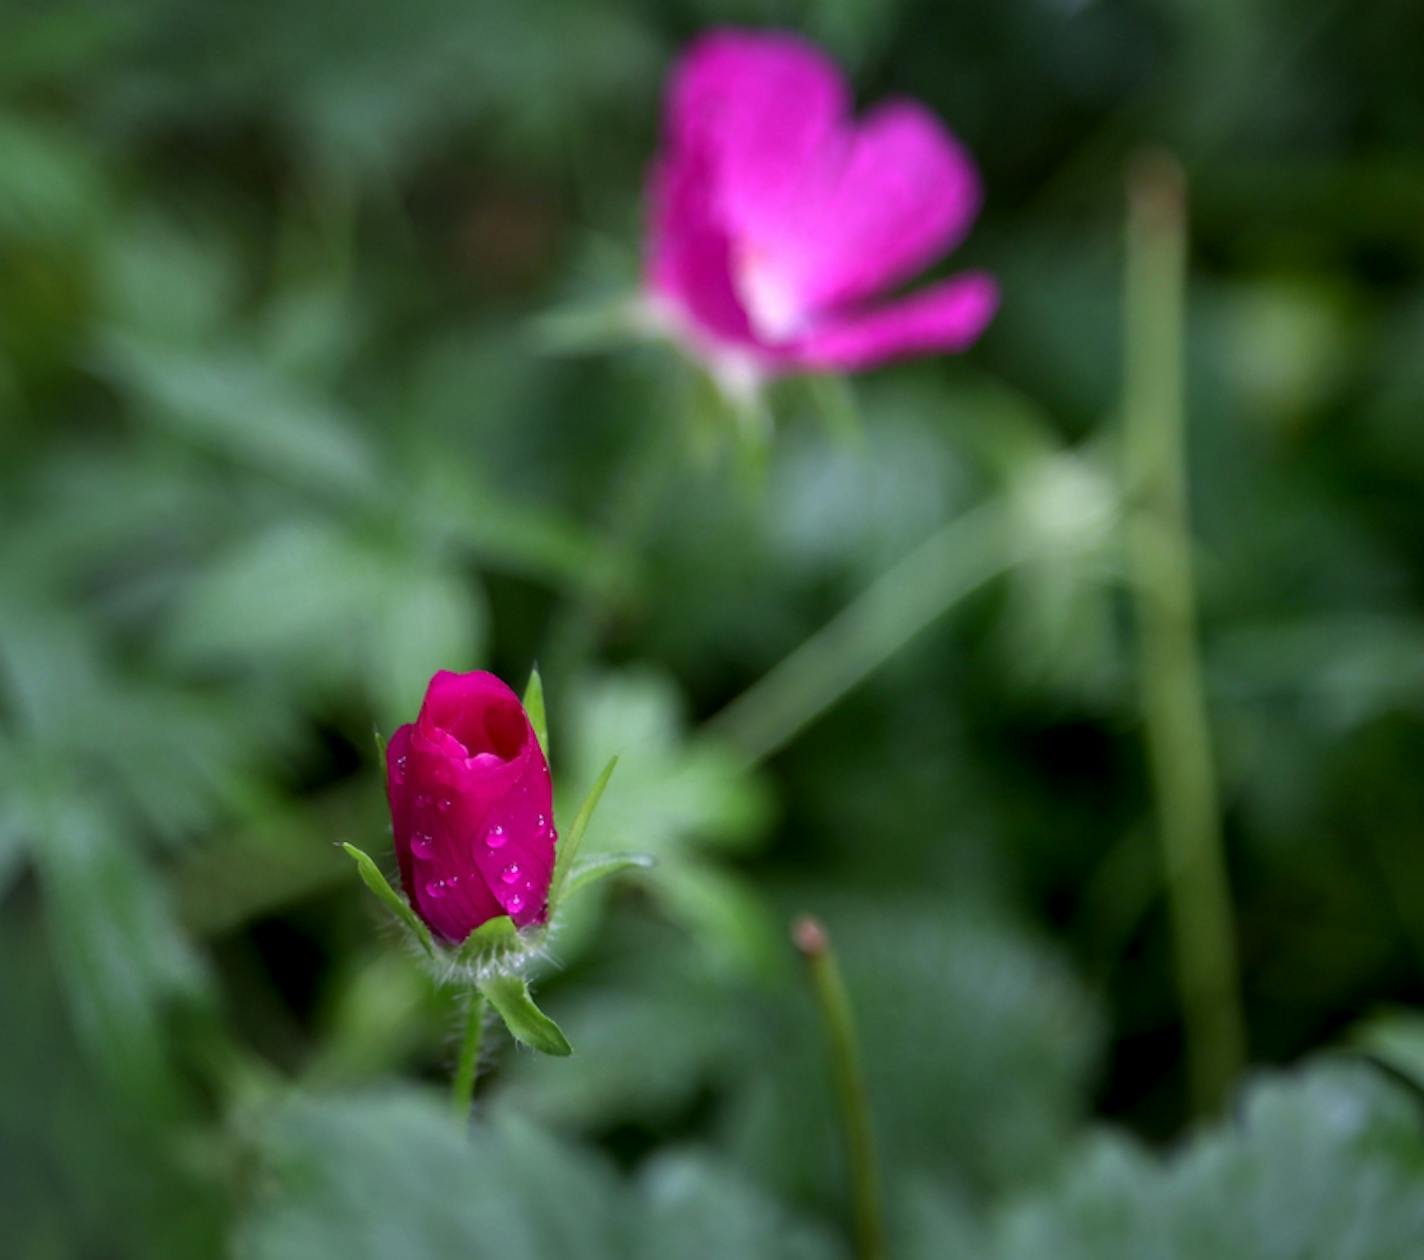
[705,501,1012,766]
[542,395,682,684]
[793,916,884,1260]
[1123,153,1245,1114]
[451,992,486,1122]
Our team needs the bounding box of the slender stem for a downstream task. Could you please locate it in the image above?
[1123,153,1245,1114]
[793,916,884,1260]
[705,501,1013,766]
[450,992,486,1122]
[542,397,681,684]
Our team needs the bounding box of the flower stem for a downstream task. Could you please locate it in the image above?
[450,991,486,1123]
[793,916,884,1260]
[1123,153,1245,1115]
[705,501,1012,766]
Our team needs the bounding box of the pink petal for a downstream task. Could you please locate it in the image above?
[782,101,983,319]
[667,30,848,245]
[647,147,754,344]
[789,272,999,371]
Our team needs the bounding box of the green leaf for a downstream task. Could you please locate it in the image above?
[988,1062,1424,1260]
[1350,1007,1424,1094]
[564,852,654,900]
[522,665,548,759]
[634,1151,842,1260]
[238,1092,622,1260]
[453,914,518,966]
[341,843,433,958]
[33,794,208,1117]
[98,335,379,499]
[549,755,618,910]
[479,973,573,1057]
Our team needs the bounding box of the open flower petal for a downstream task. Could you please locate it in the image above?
[786,101,983,317]
[790,272,999,371]
[668,30,847,245]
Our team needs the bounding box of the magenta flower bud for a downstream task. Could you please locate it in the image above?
[385,670,555,943]
[645,30,997,386]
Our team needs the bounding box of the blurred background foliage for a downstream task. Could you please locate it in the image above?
[3,0,1424,1255]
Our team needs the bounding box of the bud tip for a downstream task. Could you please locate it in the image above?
[792,914,830,958]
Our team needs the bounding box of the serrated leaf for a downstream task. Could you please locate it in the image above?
[550,755,618,910]
[454,914,518,966]
[564,852,654,900]
[523,666,548,759]
[479,973,572,1057]
[341,843,433,958]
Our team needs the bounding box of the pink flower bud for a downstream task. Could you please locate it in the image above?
[645,30,998,386]
[385,670,555,942]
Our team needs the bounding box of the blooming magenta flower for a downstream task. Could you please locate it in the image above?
[385,670,555,942]
[645,29,998,389]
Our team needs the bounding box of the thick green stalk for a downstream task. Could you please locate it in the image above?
[793,916,884,1260]
[450,992,486,1122]
[1123,153,1245,1114]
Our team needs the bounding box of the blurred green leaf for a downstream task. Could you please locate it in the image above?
[633,1150,843,1260]
[31,791,208,1115]
[97,334,379,499]
[1350,1008,1424,1096]
[989,1063,1424,1260]
[239,1092,621,1260]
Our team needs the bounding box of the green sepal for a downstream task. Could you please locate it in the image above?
[564,852,654,901]
[522,666,548,760]
[372,725,387,765]
[549,755,618,910]
[341,843,434,958]
[453,914,518,968]
[478,973,572,1056]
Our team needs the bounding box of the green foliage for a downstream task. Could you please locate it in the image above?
[987,1063,1424,1260]
[239,1089,841,1260]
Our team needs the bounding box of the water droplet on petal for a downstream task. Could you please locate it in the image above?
[394,755,408,780]
[484,824,507,849]
[415,793,431,810]
[437,796,452,813]
[535,813,546,830]
[506,893,524,914]
[425,879,447,899]
[410,832,434,859]
[500,863,520,885]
